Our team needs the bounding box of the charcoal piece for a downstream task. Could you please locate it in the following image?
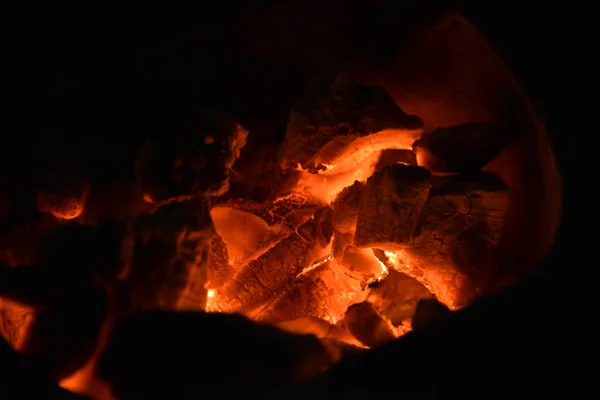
[135,109,248,205]
[411,298,453,331]
[177,232,231,311]
[279,74,423,172]
[331,231,353,259]
[331,181,364,234]
[375,149,418,171]
[35,174,90,220]
[338,246,388,286]
[342,301,397,348]
[0,299,34,348]
[255,260,363,324]
[213,219,328,315]
[412,122,515,173]
[97,311,333,400]
[217,194,317,230]
[374,171,510,308]
[354,165,432,250]
[314,206,335,248]
[120,198,216,313]
[210,204,287,271]
[367,270,434,326]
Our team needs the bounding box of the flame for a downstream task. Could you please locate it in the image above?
[206,289,219,312]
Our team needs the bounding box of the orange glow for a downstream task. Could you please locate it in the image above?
[383,250,459,310]
[292,129,420,204]
[142,193,155,203]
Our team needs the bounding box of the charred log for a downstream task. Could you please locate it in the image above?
[412,122,515,173]
[279,74,423,173]
[213,219,328,314]
[255,260,363,324]
[374,171,510,308]
[331,181,364,234]
[342,301,397,348]
[354,165,432,250]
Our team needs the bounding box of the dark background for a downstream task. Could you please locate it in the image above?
[1,0,584,398]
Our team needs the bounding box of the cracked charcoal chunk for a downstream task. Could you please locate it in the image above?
[214,220,328,315]
[375,171,510,308]
[342,301,397,348]
[331,181,364,234]
[413,122,516,173]
[354,165,432,250]
[279,74,423,172]
[255,260,363,325]
[314,206,335,248]
[136,109,248,205]
[367,270,434,326]
[411,298,453,331]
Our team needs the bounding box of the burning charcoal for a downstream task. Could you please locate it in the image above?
[330,182,364,259]
[354,165,432,250]
[255,259,363,324]
[36,174,90,220]
[210,204,286,270]
[374,171,510,308]
[121,198,217,312]
[331,231,353,259]
[97,311,333,400]
[342,301,397,348]
[0,299,34,348]
[338,246,388,286]
[411,298,453,331]
[367,270,434,326]
[135,109,248,206]
[314,205,335,248]
[375,149,418,171]
[216,194,317,231]
[331,181,364,234]
[279,74,423,173]
[176,233,231,311]
[412,122,516,173]
[213,219,329,315]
